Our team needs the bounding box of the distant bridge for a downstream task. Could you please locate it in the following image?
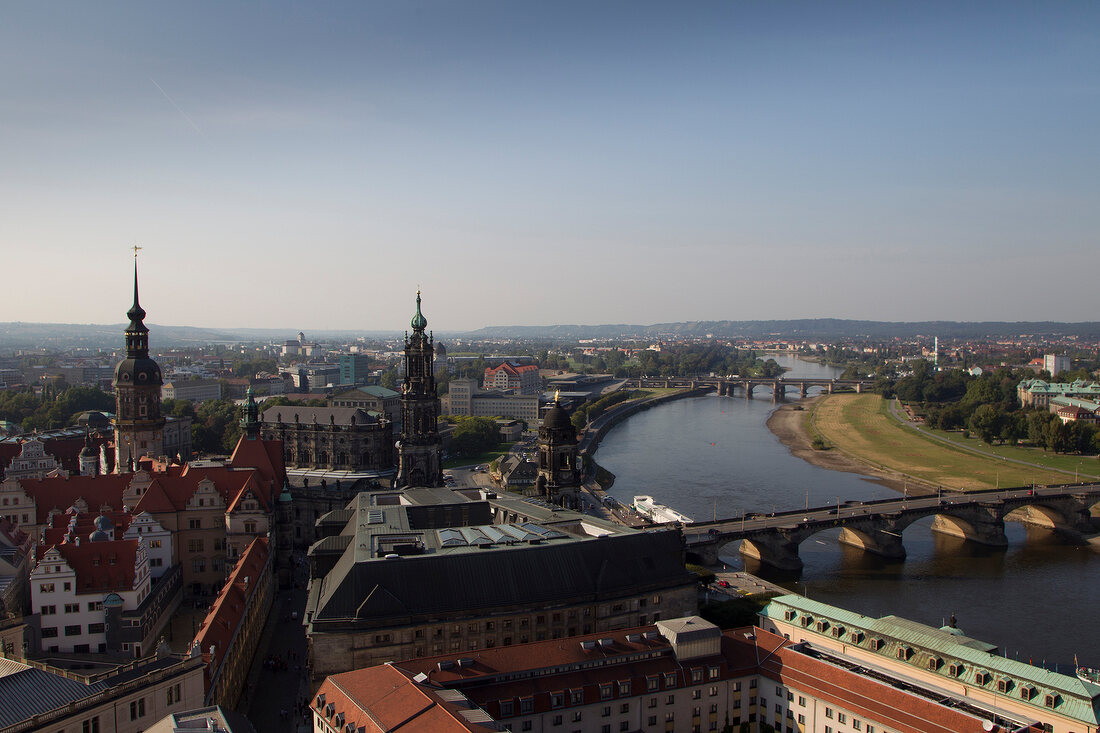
[682,483,1100,570]
[624,376,875,400]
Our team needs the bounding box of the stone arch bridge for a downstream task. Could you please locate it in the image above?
[625,376,874,400]
[683,483,1100,571]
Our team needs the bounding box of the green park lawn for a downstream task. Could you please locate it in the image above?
[808,394,1091,491]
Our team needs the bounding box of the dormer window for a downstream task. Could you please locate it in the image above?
[996,678,1012,694]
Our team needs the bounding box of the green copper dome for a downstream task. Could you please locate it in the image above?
[411,290,427,331]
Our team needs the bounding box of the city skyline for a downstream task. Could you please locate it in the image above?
[3,1,1098,332]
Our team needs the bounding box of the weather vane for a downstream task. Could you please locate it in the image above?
[132,244,143,260]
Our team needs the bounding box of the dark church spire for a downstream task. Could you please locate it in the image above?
[125,253,149,357]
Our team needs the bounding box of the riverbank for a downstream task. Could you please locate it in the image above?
[766,397,915,495]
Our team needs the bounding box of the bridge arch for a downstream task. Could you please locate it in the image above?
[1004,503,1067,530]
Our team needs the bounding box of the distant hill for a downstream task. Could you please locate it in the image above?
[466,319,1100,340]
[2,319,1098,350]
[0,322,402,350]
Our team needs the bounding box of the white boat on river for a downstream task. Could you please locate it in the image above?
[633,495,693,525]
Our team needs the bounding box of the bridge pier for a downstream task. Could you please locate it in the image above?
[773,382,785,402]
[838,526,906,560]
[717,381,727,397]
[799,383,808,398]
[739,534,802,572]
[856,382,863,393]
[744,384,755,400]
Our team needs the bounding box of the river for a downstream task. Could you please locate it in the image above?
[596,355,1099,670]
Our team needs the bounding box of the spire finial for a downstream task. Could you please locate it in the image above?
[411,289,428,332]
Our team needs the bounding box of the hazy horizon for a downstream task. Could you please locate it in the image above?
[4,2,1098,331]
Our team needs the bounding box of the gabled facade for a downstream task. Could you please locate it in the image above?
[30,538,153,655]
[3,438,66,481]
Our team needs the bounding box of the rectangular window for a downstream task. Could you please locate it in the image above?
[88,601,103,612]
[64,603,79,614]
[82,718,100,733]
[41,605,56,615]
[150,539,162,548]
[192,558,206,572]
[41,627,58,638]
[39,583,55,593]
[64,624,81,636]
[88,623,105,634]
[188,519,201,529]
[838,713,847,724]
[188,539,203,553]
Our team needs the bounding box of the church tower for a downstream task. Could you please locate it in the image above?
[536,393,581,508]
[396,291,443,488]
[113,260,164,471]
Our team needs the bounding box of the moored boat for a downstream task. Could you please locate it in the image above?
[633,495,693,524]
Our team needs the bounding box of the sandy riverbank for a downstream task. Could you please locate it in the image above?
[766,397,914,495]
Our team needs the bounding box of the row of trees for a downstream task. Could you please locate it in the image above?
[569,390,637,431]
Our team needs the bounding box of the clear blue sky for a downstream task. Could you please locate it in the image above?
[3,1,1097,332]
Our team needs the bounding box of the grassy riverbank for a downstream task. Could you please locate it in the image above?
[807,394,1082,491]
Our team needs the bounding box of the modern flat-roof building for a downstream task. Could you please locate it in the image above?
[444,378,540,424]
[303,488,697,682]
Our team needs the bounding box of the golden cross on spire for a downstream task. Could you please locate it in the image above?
[132,244,143,260]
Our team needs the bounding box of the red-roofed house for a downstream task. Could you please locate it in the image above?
[5,430,280,601]
[190,537,272,709]
[30,537,163,656]
[483,362,540,395]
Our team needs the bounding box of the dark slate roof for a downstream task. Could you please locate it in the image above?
[311,529,692,628]
[260,406,379,426]
[0,658,111,728]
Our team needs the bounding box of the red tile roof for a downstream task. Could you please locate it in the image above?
[40,509,133,548]
[485,363,538,377]
[18,474,131,526]
[316,665,497,733]
[192,537,270,688]
[40,539,140,594]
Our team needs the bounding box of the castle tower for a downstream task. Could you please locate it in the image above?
[113,259,164,471]
[396,291,443,488]
[537,392,581,508]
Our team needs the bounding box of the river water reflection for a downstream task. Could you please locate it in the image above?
[597,355,1099,668]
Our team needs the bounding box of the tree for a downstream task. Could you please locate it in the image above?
[967,404,1003,444]
[449,417,499,457]
[192,399,243,455]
